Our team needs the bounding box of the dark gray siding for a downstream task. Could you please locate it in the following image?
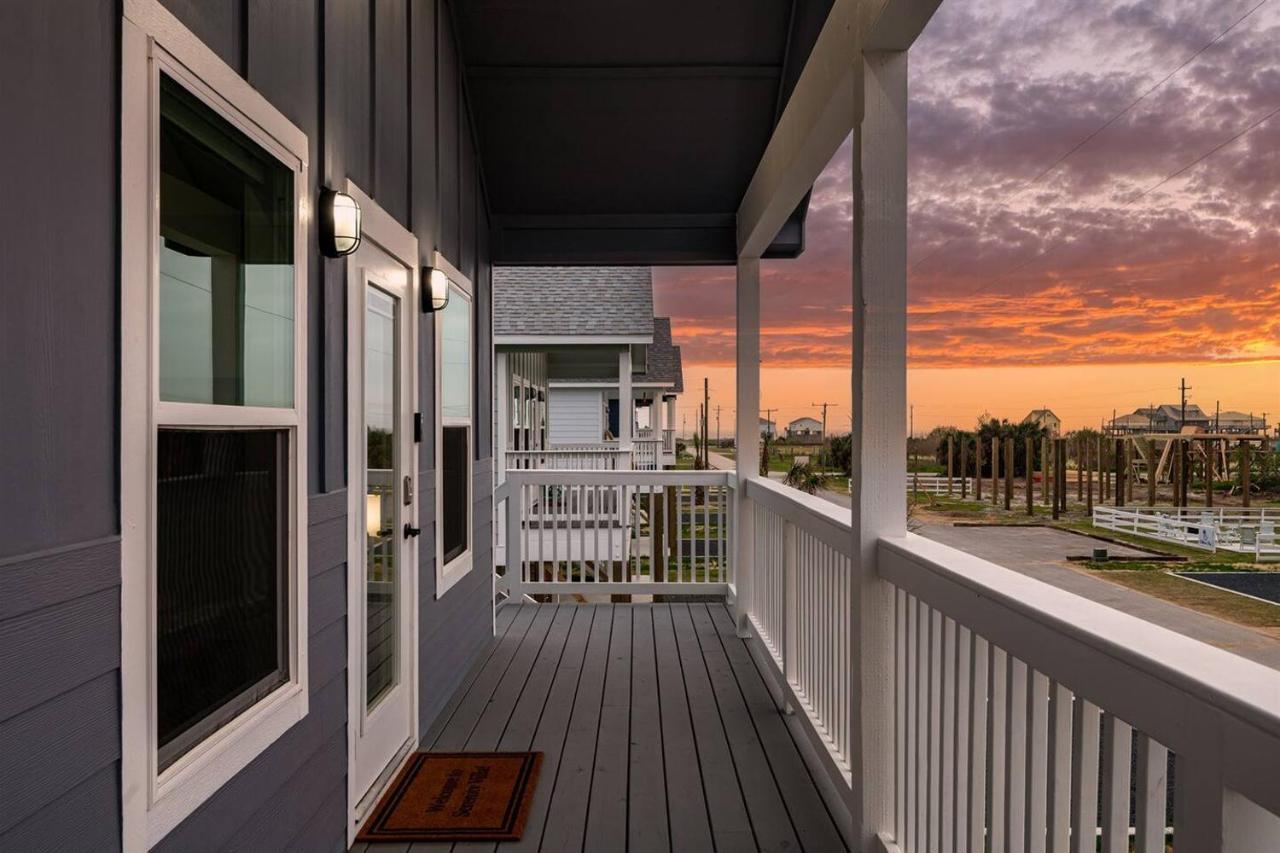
[0,0,494,849]
[0,1,121,850]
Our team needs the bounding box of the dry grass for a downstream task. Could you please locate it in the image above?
[1097,570,1280,633]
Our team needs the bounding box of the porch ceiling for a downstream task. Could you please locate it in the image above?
[453,0,832,265]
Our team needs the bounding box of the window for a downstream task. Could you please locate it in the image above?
[435,253,474,595]
[121,4,310,844]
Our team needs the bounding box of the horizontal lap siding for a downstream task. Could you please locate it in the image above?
[2,0,493,848]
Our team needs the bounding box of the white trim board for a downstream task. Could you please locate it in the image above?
[120,2,311,846]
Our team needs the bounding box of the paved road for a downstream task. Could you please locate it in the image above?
[804,486,1280,668]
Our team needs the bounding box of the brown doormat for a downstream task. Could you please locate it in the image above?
[356,752,543,842]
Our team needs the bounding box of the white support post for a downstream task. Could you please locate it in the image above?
[851,49,908,844]
[618,347,633,449]
[735,258,761,637]
[495,351,510,483]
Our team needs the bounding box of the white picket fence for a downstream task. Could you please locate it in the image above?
[907,472,977,496]
[1094,505,1279,561]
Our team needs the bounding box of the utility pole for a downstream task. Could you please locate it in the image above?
[703,377,710,461]
[1179,378,1191,506]
[1179,377,1190,427]
[1215,400,1220,433]
[810,401,838,467]
[715,405,721,449]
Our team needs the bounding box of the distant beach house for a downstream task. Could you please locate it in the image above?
[1216,411,1269,434]
[1110,404,1211,435]
[786,416,823,443]
[760,417,777,438]
[493,266,683,471]
[1022,408,1061,436]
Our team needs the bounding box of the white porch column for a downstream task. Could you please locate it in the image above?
[850,50,908,840]
[495,351,510,482]
[618,347,633,447]
[734,258,761,636]
[666,395,676,441]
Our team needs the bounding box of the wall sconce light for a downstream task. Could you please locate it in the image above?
[319,188,361,257]
[422,266,452,313]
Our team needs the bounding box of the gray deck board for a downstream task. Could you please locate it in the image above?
[707,604,848,851]
[533,604,613,852]
[582,604,632,852]
[651,604,715,851]
[626,604,670,853]
[669,603,757,851]
[361,603,846,853]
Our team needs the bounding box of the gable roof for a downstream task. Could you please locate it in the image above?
[788,416,822,429]
[494,266,655,340]
[634,318,684,393]
[1024,409,1058,421]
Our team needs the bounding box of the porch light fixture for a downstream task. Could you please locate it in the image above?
[422,266,452,313]
[319,188,361,257]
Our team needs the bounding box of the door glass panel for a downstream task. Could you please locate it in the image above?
[158,73,295,407]
[365,286,398,708]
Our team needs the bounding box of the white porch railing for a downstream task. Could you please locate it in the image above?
[733,477,1280,848]
[505,447,631,470]
[495,469,732,597]
[744,477,855,781]
[879,533,1280,852]
[632,437,663,470]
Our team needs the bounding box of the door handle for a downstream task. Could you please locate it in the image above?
[403,523,421,539]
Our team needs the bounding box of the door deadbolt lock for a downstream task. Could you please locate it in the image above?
[403,523,421,538]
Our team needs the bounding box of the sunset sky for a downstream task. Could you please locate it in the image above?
[655,0,1280,436]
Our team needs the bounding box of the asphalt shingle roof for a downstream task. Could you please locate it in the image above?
[494,266,654,338]
[636,318,684,393]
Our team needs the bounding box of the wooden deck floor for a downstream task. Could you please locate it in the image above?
[353,602,848,853]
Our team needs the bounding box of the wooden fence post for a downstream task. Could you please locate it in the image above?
[947,434,954,496]
[1085,438,1093,515]
[1025,436,1034,516]
[1041,436,1050,506]
[1077,435,1084,502]
[1003,435,1013,507]
[1060,439,1069,515]
[1051,439,1060,520]
[959,436,968,499]
[991,435,999,506]
[1115,438,1126,508]
[976,438,983,502]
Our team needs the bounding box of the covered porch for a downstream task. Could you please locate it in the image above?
[461,0,1280,848]
[353,602,847,852]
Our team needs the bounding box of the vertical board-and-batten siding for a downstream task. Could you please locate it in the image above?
[0,0,495,850]
[0,1,121,850]
[548,388,606,445]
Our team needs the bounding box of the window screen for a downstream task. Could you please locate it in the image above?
[155,429,289,769]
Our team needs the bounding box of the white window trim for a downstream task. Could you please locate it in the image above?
[121,2,310,848]
[435,251,475,597]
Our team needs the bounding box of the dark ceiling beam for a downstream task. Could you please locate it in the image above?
[468,64,782,79]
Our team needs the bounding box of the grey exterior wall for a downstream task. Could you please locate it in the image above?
[0,1,494,850]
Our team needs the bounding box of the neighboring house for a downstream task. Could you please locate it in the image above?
[786,416,824,443]
[760,417,778,438]
[1113,404,1212,434]
[1216,411,1269,434]
[1022,408,1061,436]
[493,267,683,471]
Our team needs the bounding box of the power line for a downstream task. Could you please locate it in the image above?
[908,0,1271,274]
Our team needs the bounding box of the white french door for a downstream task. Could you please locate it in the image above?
[345,189,419,834]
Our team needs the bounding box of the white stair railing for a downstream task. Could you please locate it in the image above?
[495,469,733,597]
